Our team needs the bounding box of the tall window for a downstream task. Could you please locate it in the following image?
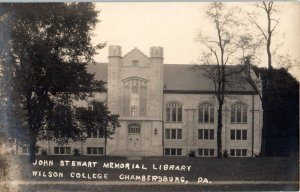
[231,103,247,123]
[166,102,182,122]
[123,78,147,116]
[199,103,214,123]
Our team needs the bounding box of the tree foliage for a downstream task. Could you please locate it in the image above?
[0,3,106,161]
[77,101,120,155]
[253,67,299,156]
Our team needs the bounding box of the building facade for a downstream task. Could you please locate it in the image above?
[20,45,263,157]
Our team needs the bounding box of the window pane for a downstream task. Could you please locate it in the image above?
[165,149,170,155]
[99,148,104,155]
[236,149,241,157]
[165,129,170,139]
[204,107,209,122]
[210,106,214,123]
[198,149,203,156]
[172,108,176,122]
[60,147,65,154]
[204,149,208,156]
[166,108,171,122]
[66,147,71,154]
[231,107,235,122]
[210,149,214,156]
[171,129,176,139]
[139,86,147,116]
[171,149,176,155]
[199,106,203,122]
[177,129,182,139]
[236,130,241,140]
[87,147,91,154]
[177,108,182,122]
[198,129,203,139]
[237,107,241,123]
[230,130,235,140]
[242,130,247,140]
[123,86,130,116]
[210,130,214,139]
[242,108,247,123]
[54,147,59,154]
[242,149,247,156]
[230,149,235,156]
[177,149,182,156]
[93,148,97,154]
[204,130,209,139]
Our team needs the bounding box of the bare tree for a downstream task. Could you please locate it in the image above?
[248,1,279,69]
[196,3,259,158]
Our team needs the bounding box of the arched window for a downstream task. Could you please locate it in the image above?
[166,102,182,122]
[231,103,247,123]
[123,78,147,116]
[198,102,214,123]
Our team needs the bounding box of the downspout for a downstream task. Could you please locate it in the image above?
[252,94,255,157]
[162,87,165,156]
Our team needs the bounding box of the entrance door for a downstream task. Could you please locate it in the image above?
[128,124,141,152]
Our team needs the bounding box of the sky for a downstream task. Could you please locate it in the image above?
[92,2,300,80]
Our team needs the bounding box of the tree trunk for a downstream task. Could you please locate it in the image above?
[217,105,223,158]
[29,138,37,163]
[104,136,107,156]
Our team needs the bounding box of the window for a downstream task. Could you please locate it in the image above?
[165,129,182,139]
[199,103,214,123]
[198,149,215,157]
[87,130,104,138]
[164,148,182,156]
[198,129,214,140]
[231,103,247,123]
[230,149,247,157]
[123,78,147,116]
[22,146,39,155]
[230,130,247,140]
[132,60,139,67]
[87,147,104,155]
[128,124,140,134]
[54,147,71,155]
[166,102,182,122]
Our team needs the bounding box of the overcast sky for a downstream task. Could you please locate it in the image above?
[92,2,300,79]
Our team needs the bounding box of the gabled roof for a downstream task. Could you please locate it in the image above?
[87,63,257,93]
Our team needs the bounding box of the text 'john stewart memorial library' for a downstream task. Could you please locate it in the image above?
[29,45,263,157]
